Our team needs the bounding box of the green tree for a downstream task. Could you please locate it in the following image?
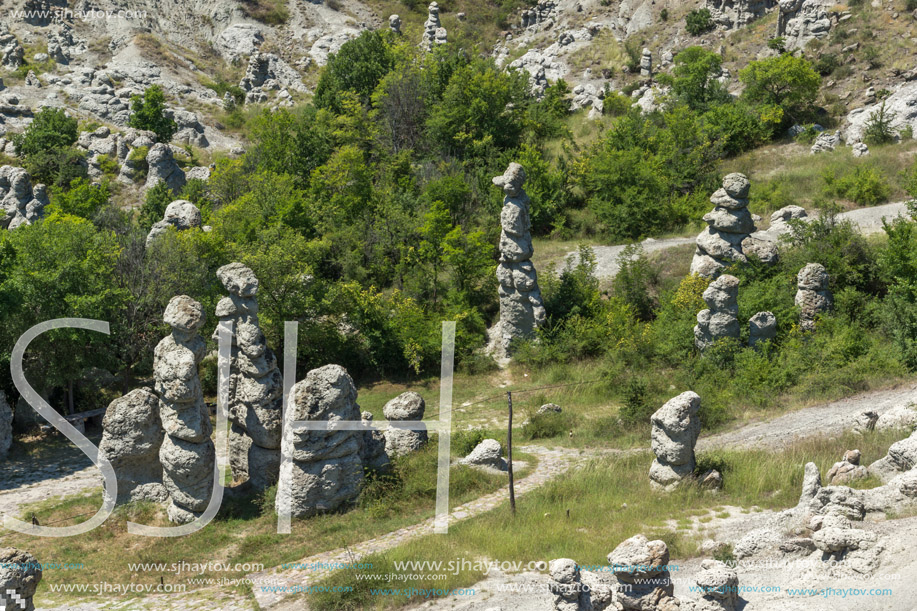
[685,9,714,36]
[138,181,175,230]
[670,46,729,111]
[49,178,111,219]
[12,107,78,157]
[128,85,177,142]
[314,30,396,112]
[739,53,821,126]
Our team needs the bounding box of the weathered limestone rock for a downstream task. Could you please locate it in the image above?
[707,0,776,29]
[495,163,546,357]
[538,403,562,414]
[748,311,777,348]
[389,14,402,34]
[383,391,428,457]
[694,275,740,351]
[687,559,739,611]
[276,364,364,518]
[521,0,558,28]
[145,143,186,194]
[607,535,677,610]
[691,174,771,277]
[0,392,11,459]
[0,25,24,70]
[0,547,42,611]
[869,433,917,483]
[639,48,652,77]
[852,142,869,158]
[460,439,507,471]
[98,388,167,504]
[875,403,917,431]
[146,199,202,246]
[548,558,613,611]
[239,52,307,103]
[156,295,214,524]
[215,262,282,492]
[421,3,447,51]
[649,391,701,490]
[827,449,868,485]
[0,166,49,230]
[810,130,840,154]
[359,412,391,473]
[778,0,832,49]
[795,263,832,331]
[768,204,808,234]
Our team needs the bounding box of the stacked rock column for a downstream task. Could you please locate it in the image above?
[495,163,546,358]
[694,274,740,351]
[155,295,215,524]
[276,364,364,518]
[383,391,427,457]
[649,391,701,491]
[607,534,678,610]
[795,262,832,331]
[215,262,283,492]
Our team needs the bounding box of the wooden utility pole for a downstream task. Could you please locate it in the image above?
[507,391,516,515]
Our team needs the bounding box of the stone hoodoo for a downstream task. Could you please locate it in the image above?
[145,143,186,194]
[276,364,364,518]
[359,411,391,473]
[777,0,831,49]
[155,295,215,524]
[98,388,168,505]
[383,391,428,457]
[748,310,777,348]
[548,558,613,611]
[607,535,678,610]
[707,0,776,29]
[0,547,42,611]
[827,449,868,485]
[389,14,402,34]
[649,391,701,491]
[495,163,546,357]
[795,263,832,331]
[0,24,24,69]
[0,392,11,460]
[421,2,447,50]
[521,0,557,28]
[688,559,740,611]
[1,166,48,230]
[215,262,282,492]
[694,275,740,351]
[146,199,202,246]
[691,173,775,278]
[639,48,652,77]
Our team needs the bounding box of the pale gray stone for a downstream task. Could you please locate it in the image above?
[749,311,777,348]
[460,439,507,471]
[0,547,42,611]
[384,392,428,457]
[795,263,832,331]
[650,391,701,490]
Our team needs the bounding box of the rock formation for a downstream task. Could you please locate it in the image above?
[694,275,740,351]
[383,391,428,457]
[145,143,186,194]
[0,392,11,459]
[810,130,840,154]
[768,204,808,234]
[494,163,546,357]
[389,15,402,34]
[777,0,832,49]
[538,403,562,414]
[748,311,777,348]
[359,411,391,473]
[827,449,868,485]
[276,364,364,518]
[707,0,776,29]
[691,173,775,278]
[686,559,740,611]
[649,391,701,491]
[0,25,24,70]
[215,263,283,492]
[548,558,613,611]
[868,433,917,483]
[155,295,215,524]
[460,439,507,471]
[239,52,307,104]
[521,0,557,28]
[852,142,869,158]
[98,388,168,505]
[844,81,917,145]
[639,48,652,77]
[1,166,48,230]
[146,200,202,246]
[795,263,832,331]
[0,547,42,611]
[421,2,447,51]
[607,535,678,610]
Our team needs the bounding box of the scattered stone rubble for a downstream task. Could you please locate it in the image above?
[146,199,202,246]
[215,263,283,492]
[694,275,740,351]
[827,449,868,485]
[460,439,507,471]
[421,2,448,51]
[608,535,679,610]
[494,163,546,357]
[875,403,917,431]
[684,559,740,611]
[0,392,11,459]
[277,364,364,518]
[155,295,215,524]
[0,547,42,611]
[795,263,832,331]
[47,24,86,65]
[649,391,701,491]
[852,142,869,158]
[691,173,776,278]
[77,126,153,181]
[707,0,776,29]
[383,391,427,457]
[145,143,186,193]
[0,165,48,230]
[98,388,168,505]
[748,311,777,348]
[810,130,840,154]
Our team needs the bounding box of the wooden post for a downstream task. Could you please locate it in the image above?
[507,391,516,515]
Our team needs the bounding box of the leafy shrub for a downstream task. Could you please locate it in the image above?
[138,181,175,230]
[767,37,787,54]
[685,9,714,36]
[793,124,820,145]
[901,125,914,141]
[618,377,651,426]
[315,31,395,112]
[542,246,603,324]
[823,165,890,206]
[613,245,659,321]
[660,8,668,21]
[96,154,120,177]
[12,107,78,157]
[863,101,897,146]
[49,179,110,219]
[128,85,177,142]
[522,410,574,440]
[739,54,821,127]
[453,429,504,457]
[814,53,839,76]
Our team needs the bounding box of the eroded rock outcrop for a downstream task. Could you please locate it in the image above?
[694,275,740,351]
[276,364,364,518]
[460,439,507,471]
[239,52,307,104]
[359,411,391,473]
[795,263,832,331]
[778,0,832,49]
[548,558,613,611]
[869,434,917,483]
[494,163,546,357]
[691,174,774,277]
[145,143,186,194]
[608,535,678,610]
[383,391,427,457]
[98,388,168,505]
[748,311,777,348]
[0,547,42,611]
[215,263,282,492]
[421,2,447,51]
[650,391,701,491]
[0,25,24,70]
[0,392,11,459]
[146,199,202,246]
[1,166,48,230]
[683,559,739,611]
[707,0,776,29]
[827,449,868,485]
[156,295,214,524]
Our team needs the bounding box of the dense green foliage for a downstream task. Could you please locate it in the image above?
[685,9,714,36]
[12,107,86,187]
[129,85,177,142]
